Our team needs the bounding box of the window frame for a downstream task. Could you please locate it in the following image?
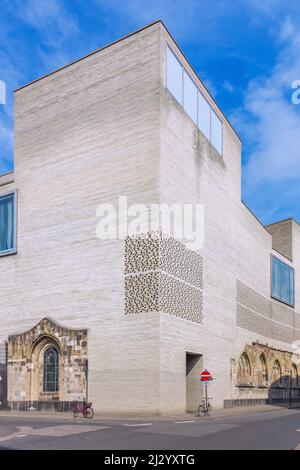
[271,254,295,307]
[237,352,252,386]
[210,108,223,156]
[183,69,198,125]
[198,90,211,141]
[0,189,17,258]
[271,359,283,385]
[165,42,223,158]
[43,346,59,393]
[258,353,268,386]
[166,44,183,106]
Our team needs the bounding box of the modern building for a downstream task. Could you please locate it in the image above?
[0,20,299,414]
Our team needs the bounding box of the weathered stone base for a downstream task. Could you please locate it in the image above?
[224,398,300,408]
[224,398,268,408]
[8,401,77,412]
[8,318,88,406]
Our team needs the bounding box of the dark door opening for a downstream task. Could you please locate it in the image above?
[186,352,203,413]
[0,364,7,410]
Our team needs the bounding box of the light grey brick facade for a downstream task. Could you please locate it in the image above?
[0,21,299,414]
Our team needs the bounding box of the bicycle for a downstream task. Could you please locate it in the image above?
[73,399,94,418]
[197,397,212,417]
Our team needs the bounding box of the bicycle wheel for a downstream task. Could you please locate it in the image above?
[84,407,94,418]
[197,404,205,417]
[207,404,212,416]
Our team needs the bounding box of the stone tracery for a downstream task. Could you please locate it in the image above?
[7,318,88,411]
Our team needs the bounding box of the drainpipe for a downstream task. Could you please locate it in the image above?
[289,369,292,409]
[84,359,89,402]
[10,361,13,413]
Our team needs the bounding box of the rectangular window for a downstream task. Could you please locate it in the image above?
[183,70,197,125]
[271,256,295,306]
[281,263,291,303]
[0,192,16,256]
[272,257,281,299]
[290,267,295,307]
[198,91,211,140]
[166,46,183,105]
[165,43,224,158]
[211,109,223,155]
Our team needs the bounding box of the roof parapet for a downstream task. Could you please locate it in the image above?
[0,171,14,188]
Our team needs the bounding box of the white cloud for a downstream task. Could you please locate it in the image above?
[0,117,14,173]
[222,80,235,93]
[227,16,300,222]
[94,0,231,43]
[9,0,81,77]
[19,0,79,46]
[0,49,26,174]
[0,81,6,105]
[199,76,217,98]
[241,21,300,193]
[0,0,81,174]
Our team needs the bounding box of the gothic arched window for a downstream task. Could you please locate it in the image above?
[259,354,268,385]
[43,347,59,392]
[238,353,252,384]
[272,360,282,384]
[292,363,298,387]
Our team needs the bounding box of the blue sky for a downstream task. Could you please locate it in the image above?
[1,0,300,225]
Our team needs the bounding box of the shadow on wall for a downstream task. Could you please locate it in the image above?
[228,347,300,409]
[268,375,300,408]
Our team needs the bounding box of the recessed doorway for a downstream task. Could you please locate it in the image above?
[186,352,203,413]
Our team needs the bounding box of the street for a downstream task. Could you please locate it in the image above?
[0,407,299,450]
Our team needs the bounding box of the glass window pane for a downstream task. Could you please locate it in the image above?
[0,193,14,253]
[198,91,210,140]
[272,257,281,299]
[211,110,223,155]
[290,267,295,305]
[183,70,197,125]
[166,46,183,105]
[281,263,290,303]
[43,347,59,392]
[272,256,295,306]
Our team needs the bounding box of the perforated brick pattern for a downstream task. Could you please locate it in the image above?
[237,280,300,343]
[0,343,7,365]
[125,232,203,323]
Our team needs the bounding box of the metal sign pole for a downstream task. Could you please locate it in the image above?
[85,359,89,402]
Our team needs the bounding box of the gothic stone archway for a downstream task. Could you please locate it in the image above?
[7,318,88,411]
[230,342,300,407]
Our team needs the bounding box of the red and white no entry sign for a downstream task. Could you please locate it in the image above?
[201,369,212,382]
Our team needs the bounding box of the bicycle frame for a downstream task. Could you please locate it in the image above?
[74,400,93,416]
[198,397,213,417]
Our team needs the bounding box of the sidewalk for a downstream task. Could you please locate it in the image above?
[0,404,298,423]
